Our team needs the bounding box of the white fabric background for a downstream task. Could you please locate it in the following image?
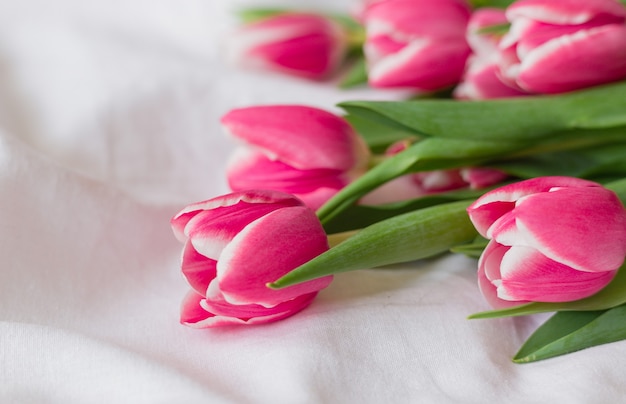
[1,1,624,403]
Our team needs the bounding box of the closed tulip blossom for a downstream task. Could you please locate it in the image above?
[171,190,333,327]
[223,105,370,211]
[226,12,347,80]
[467,177,626,309]
[454,8,529,99]
[360,140,508,205]
[498,0,626,94]
[362,0,472,90]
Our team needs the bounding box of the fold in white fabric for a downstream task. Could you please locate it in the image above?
[2,1,625,403]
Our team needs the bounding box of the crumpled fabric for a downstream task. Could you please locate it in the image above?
[1,1,625,403]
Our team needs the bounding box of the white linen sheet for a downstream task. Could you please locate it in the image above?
[1,1,624,403]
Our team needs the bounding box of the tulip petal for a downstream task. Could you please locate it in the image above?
[171,190,302,239]
[513,187,626,272]
[251,31,342,77]
[506,0,626,26]
[460,167,509,189]
[477,241,525,309]
[226,149,348,210]
[183,206,285,261]
[227,13,346,79]
[203,289,317,322]
[364,0,470,38]
[180,290,314,328]
[516,24,626,93]
[368,39,471,90]
[498,245,618,302]
[454,61,529,100]
[488,210,519,243]
[221,105,367,171]
[479,240,508,284]
[227,148,347,194]
[470,176,599,208]
[363,0,471,90]
[181,241,217,295]
[218,206,332,308]
[172,190,303,260]
[467,200,516,238]
[467,176,600,236]
[412,169,466,192]
[180,290,213,326]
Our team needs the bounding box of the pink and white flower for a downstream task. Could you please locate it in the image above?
[361,0,472,90]
[454,8,529,99]
[227,12,347,80]
[467,176,626,309]
[171,190,333,327]
[223,105,370,211]
[361,140,508,205]
[498,0,626,94]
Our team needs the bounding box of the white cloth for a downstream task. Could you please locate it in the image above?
[1,1,624,403]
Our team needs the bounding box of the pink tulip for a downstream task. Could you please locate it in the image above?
[360,141,508,205]
[454,8,529,99]
[413,167,508,193]
[171,190,333,327]
[361,0,472,90]
[223,105,370,211]
[467,177,626,309]
[498,0,626,94]
[227,12,347,80]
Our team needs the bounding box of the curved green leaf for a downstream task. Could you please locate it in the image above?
[323,188,489,233]
[344,113,418,153]
[469,0,514,8]
[339,81,626,142]
[270,200,477,289]
[493,141,626,180]
[514,305,626,363]
[316,137,525,223]
[236,8,289,23]
[339,58,368,89]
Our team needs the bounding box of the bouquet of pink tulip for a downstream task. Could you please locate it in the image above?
[171,0,626,363]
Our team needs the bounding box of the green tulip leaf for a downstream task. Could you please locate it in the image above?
[450,236,489,259]
[317,127,622,225]
[605,177,626,203]
[338,81,626,142]
[322,101,626,225]
[339,58,368,89]
[323,188,489,233]
[476,23,511,35]
[469,0,515,8]
[316,137,525,223]
[514,305,626,363]
[493,141,626,180]
[345,113,418,153]
[236,8,290,23]
[270,200,477,289]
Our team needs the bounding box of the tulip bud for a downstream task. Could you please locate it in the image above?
[498,0,626,94]
[360,140,508,205]
[467,177,626,309]
[171,190,333,327]
[222,105,370,210]
[362,0,472,91]
[227,12,348,80]
[454,8,529,99]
